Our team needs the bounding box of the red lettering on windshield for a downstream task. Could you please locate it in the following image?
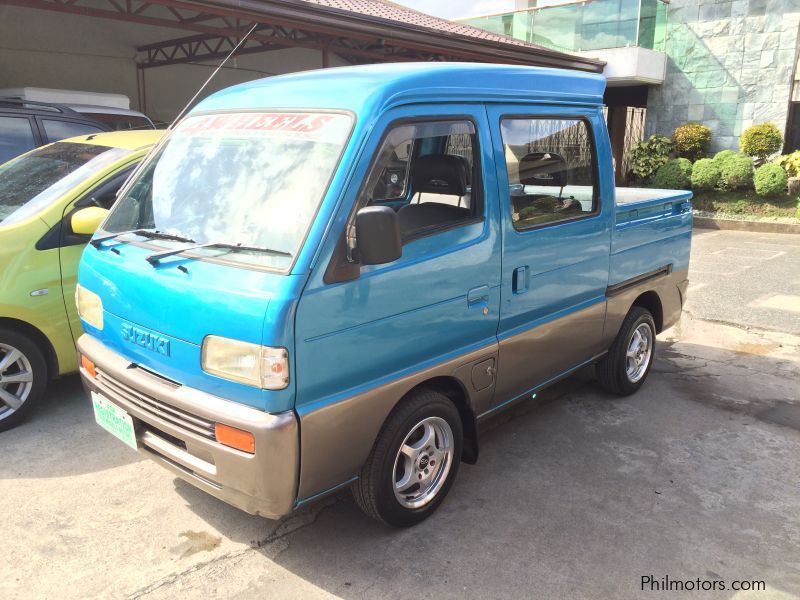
[180,112,336,135]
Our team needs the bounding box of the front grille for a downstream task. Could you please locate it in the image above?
[95,367,216,441]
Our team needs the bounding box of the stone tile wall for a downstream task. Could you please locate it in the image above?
[645,0,800,152]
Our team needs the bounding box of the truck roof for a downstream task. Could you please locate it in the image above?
[194,63,607,117]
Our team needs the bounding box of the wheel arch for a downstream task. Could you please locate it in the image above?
[397,376,479,464]
[0,317,58,377]
[631,290,663,333]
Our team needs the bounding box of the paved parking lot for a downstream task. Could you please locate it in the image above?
[2,228,799,600]
[687,229,800,335]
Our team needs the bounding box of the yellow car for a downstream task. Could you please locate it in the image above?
[0,130,163,430]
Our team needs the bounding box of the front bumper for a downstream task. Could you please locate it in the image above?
[77,334,298,519]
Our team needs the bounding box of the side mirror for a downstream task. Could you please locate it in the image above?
[71,206,110,236]
[355,205,402,266]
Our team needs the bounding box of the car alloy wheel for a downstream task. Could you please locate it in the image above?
[0,343,34,422]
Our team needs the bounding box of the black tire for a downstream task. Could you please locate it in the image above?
[595,307,656,396]
[352,388,463,527]
[0,328,49,432]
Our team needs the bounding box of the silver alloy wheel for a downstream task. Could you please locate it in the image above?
[393,416,454,509]
[0,343,34,421]
[625,323,653,383]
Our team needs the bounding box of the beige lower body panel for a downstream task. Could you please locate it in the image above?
[491,300,608,411]
[297,342,498,500]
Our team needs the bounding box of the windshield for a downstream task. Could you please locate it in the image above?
[103,111,353,270]
[0,142,130,226]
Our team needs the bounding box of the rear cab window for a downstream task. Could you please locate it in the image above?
[500,117,598,229]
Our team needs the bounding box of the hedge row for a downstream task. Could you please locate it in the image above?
[651,152,788,196]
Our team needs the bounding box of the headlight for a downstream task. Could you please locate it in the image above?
[75,285,103,330]
[201,336,289,390]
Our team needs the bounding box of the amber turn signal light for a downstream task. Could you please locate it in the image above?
[215,423,255,454]
[80,354,97,378]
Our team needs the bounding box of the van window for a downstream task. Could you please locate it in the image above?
[42,119,105,143]
[500,118,597,230]
[362,119,481,239]
[81,113,154,131]
[0,116,36,164]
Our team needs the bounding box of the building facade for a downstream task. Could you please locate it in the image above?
[646,0,800,153]
[464,0,800,157]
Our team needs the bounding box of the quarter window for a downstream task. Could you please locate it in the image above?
[500,118,597,230]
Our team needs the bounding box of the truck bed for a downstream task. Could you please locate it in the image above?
[611,187,693,288]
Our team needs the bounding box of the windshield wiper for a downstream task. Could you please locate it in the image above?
[91,229,195,249]
[145,242,291,266]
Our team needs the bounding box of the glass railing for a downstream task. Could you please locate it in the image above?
[462,0,668,53]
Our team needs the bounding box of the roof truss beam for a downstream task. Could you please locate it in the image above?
[0,0,603,71]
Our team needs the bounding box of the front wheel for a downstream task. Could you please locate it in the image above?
[352,389,462,527]
[595,307,656,396]
[0,328,48,432]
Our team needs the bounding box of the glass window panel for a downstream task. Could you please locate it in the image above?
[0,116,37,164]
[42,119,104,143]
[500,118,597,230]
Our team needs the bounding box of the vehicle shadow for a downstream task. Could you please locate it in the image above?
[173,339,800,598]
[0,373,143,479]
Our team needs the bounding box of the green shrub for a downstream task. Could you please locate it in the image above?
[653,158,693,189]
[797,198,800,221]
[753,163,788,196]
[740,123,783,160]
[691,158,721,190]
[774,151,800,178]
[627,135,673,183]
[719,152,754,190]
[713,150,738,166]
[673,123,712,161]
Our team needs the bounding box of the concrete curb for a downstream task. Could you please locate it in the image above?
[693,216,800,234]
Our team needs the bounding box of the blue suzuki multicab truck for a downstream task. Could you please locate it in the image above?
[76,63,692,527]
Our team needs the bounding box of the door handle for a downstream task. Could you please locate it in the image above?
[512,266,528,294]
[467,285,490,308]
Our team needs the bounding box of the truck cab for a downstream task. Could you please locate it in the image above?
[76,64,691,527]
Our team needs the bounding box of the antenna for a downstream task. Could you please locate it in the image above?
[114,22,260,200]
[165,21,259,131]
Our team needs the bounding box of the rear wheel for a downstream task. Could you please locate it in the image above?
[0,328,48,432]
[352,389,462,527]
[595,307,656,396]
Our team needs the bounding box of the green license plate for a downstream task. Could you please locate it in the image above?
[92,392,138,450]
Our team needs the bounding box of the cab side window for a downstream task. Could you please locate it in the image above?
[361,120,481,240]
[500,118,597,230]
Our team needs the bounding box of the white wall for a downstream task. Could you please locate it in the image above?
[577,47,667,86]
[0,5,350,122]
